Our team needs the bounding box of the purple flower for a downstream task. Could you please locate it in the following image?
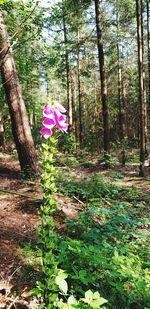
[43,104,54,118]
[42,117,55,129]
[40,126,53,139]
[40,102,68,138]
[54,110,68,132]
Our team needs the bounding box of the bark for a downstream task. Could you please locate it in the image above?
[116,6,126,166]
[147,0,150,167]
[136,0,145,176]
[73,73,78,150]
[0,11,39,176]
[147,0,150,117]
[141,0,148,160]
[71,73,77,150]
[121,80,127,166]
[95,0,109,154]
[77,32,83,149]
[117,23,123,140]
[62,10,73,130]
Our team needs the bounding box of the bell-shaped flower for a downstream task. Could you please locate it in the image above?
[42,117,55,129]
[43,104,54,119]
[40,126,53,139]
[55,102,66,113]
[54,109,68,132]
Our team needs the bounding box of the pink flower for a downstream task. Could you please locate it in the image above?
[54,109,68,131]
[55,102,66,113]
[43,104,54,118]
[42,117,55,129]
[40,102,68,138]
[40,126,53,139]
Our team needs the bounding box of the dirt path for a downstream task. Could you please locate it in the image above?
[0,153,41,308]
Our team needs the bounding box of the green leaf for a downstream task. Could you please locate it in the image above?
[67,295,77,305]
[82,290,108,308]
[85,290,93,302]
[55,271,68,294]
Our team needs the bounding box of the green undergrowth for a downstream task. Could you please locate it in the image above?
[55,170,150,308]
[22,169,150,308]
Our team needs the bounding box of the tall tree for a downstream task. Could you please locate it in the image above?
[77,30,83,148]
[62,3,73,130]
[147,0,150,116]
[136,0,145,176]
[116,8,126,165]
[0,10,39,176]
[94,0,109,155]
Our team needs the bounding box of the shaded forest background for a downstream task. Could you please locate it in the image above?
[0,0,150,173]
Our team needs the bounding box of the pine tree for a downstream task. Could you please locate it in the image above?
[0,10,39,176]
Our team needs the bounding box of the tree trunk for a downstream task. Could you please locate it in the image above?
[147,0,150,167]
[77,31,83,149]
[73,73,78,150]
[141,0,148,161]
[95,0,109,154]
[147,0,150,118]
[62,9,73,130]
[116,6,126,166]
[0,11,39,176]
[116,8,123,141]
[71,73,77,151]
[136,0,145,176]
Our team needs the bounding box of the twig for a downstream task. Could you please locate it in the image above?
[73,195,85,205]
[7,296,23,309]
[8,266,22,285]
[3,266,22,299]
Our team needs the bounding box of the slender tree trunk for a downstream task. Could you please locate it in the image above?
[74,74,78,150]
[117,31,123,140]
[95,0,109,154]
[116,7,126,166]
[121,80,127,166]
[62,11,73,130]
[77,32,83,149]
[0,11,39,176]
[147,0,150,167]
[141,0,148,160]
[147,0,150,117]
[71,73,77,151]
[136,0,145,176]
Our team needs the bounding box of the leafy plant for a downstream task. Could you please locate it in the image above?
[34,138,59,308]
[56,290,107,309]
[55,169,150,309]
[56,173,120,203]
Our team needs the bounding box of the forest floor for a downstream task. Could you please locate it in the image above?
[0,152,150,308]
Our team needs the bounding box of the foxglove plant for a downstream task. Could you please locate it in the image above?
[35,102,108,309]
[35,102,68,308]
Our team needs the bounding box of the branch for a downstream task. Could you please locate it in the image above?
[0,188,41,200]
[73,195,85,205]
